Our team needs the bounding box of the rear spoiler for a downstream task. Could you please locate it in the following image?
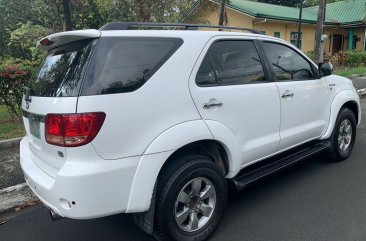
[36,29,101,51]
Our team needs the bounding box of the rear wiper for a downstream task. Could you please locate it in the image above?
[23,86,32,102]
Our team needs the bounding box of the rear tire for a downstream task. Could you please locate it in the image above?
[326,107,357,162]
[155,154,227,241]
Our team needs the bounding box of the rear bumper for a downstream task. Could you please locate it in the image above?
[20,136,140,219]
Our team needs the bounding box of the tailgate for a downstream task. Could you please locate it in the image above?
[22,97,77,177]
[21,30,99,177]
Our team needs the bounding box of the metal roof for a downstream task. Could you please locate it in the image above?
[306,0,366,24]
[211,0,366,26]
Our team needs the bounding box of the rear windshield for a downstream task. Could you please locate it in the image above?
[80,37,183,96]
[29,38,98,97]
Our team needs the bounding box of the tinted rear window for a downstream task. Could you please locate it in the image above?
[29,39,98,97]
[196,40,267,86]
[81,37,183,96]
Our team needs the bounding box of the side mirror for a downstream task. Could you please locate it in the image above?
[319,62,333,77]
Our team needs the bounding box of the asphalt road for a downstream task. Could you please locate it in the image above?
[1,98,366,241]
[352,76,366,90]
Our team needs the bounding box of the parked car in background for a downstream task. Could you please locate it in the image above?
[20,22,361,241]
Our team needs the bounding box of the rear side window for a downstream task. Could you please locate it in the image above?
[195,55,217,86]
[81,37,183,95]
[29,39,97,97]
[196,40,267,86]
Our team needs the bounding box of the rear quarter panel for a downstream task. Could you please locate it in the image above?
[77,34,208,159]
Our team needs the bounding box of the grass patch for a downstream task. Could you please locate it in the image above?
[0,106,25,140]
[334,66,366,77]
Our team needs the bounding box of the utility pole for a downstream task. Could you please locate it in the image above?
[219,0,225,26]
[314,0,325,63]
[297,0,303,49]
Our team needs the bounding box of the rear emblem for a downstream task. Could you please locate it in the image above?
[57,151,64,158]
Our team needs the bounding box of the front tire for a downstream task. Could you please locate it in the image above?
[155,154,227,241]
[327,107,357,161]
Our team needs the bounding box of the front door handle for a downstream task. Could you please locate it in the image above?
[203,99,223,109]
[281,90,294,98]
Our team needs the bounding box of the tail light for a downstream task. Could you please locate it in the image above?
[45,112,106,147]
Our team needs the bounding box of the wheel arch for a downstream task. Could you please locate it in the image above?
[322,90,360,139]
[342,100,359,124]
[129,130,233,234]
[158,139,230,179]
[127,120,234,214]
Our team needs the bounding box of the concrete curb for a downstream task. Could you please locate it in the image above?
[358,88,366,98]
[350,74,366,79]
[0,183,38,213]
[0,137,23,150]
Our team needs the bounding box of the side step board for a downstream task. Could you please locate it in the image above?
[231,141,331,191]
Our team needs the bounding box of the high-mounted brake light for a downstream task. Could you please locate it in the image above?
[45,113,106,147]
[40,38,55,46]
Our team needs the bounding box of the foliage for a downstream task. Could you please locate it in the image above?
[0,57,39,69]
[96,0,136,23]
[306,51,315,60]
[8,22,51,62]
[0,0,206,120]
[329,51,366,68]
[329,51,348,67]
[0,63,31,119]
[347,51,366,67]
[72,0,104,29]
[0,0,204,117]
[0,0,202,61]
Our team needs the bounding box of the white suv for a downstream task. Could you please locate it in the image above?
[20,22,361,241]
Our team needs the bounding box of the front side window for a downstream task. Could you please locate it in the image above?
[196,40,267,86]
[262,42,315,81]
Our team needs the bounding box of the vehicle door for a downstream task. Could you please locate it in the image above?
[259,40,330,151]
[189,37,281,167]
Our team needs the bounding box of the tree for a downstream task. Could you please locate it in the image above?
[96,0,135,23]
[8,22,51,61]
[314,0,325,63]
[0,0,201,62]
[62,0,73,30]
[72,0,104,29]
[131,0,148,22]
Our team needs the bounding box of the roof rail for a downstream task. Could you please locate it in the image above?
[99,22,264,35]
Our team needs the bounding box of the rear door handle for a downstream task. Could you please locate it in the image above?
[281,90,294,98]
[203,100,223,109]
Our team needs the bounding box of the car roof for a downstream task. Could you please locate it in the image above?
[37,28,288,52]
[100,29,283,42]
